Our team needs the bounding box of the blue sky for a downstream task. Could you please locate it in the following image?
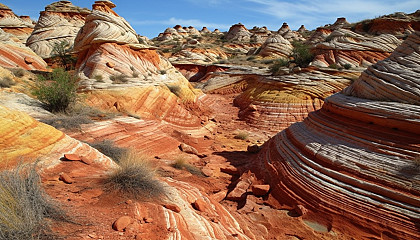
[3,0,419,38]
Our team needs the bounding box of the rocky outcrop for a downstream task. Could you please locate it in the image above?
[297,25,308,33]
[200,26,211,34]
[169,48,228,64]
[306,27,332,44]
[277,22,304,41]
[0,105,114,168]
[330,17,351,30]
[225,23,252,42]
[26,1,91,59]
[0,3,34,42]
[312,29,402,68]
[258,34,293,58]
[257,31,420,239]
[234,71,351,132]
[0,28,48,70]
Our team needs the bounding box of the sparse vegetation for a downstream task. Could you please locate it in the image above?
[291,41,314,68]
[10,68,25,78]
[110,74,129,84]
[328,63,339,69]
[89,140,129,163]
[166,84,181,97]
[0,77,15,88]
[104,152,166,200]
[269,58,289,75]
[51,40,77,71]
[344,63,352,70]
[234,131,249,140]
[159,70,167,75]
[172,157,203,176]
[93,74,104,82]
[32,68,77,113]
[0,163,65,240]
[40,114,92,130]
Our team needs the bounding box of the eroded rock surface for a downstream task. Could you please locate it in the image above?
[0,3,34,42]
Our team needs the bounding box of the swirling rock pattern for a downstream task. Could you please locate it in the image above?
[0,28,48,70]
[0,105,115,169]
[257,31,420,239]
[258,34,293,58]
[0,3,34,42]
[234,71,351,132]
[312,29,402,68]
[225,23,252,42]
[26,1,91,59]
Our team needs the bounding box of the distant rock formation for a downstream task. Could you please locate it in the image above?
[200,26,211,34]
[312,28,402,68]
[26,1,91,59]
[225,23,252,42]
[0,3,34,42]
[277,22,304,41]
[156,25,201,41]
[330,17,350,30]
[0,28,47,70]
[258,34,293,58]
[257,31,420,240]
[306,27,332,44]
[297,25,308,33]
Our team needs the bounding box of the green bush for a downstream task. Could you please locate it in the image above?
[0,77,15,88]
[32,68,77,113]
[51,41,77,71]
[328,63,339,69]
[269,58,289,75]
[291,41,314,67]
[105,152,166,200]
[159,70,167,75]
[344,63,352,70]
[0,163,65,240]
[109,74,128,84]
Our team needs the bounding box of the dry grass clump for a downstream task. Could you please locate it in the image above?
[172,157,203,176]
[10,68,26,78]
[0,77,16,88]
[104,152,166,200]
[234,131,249,140]
[0,163,65,240]
[41,114,93,130]
[89,140,129,163]
[110,74,129,84]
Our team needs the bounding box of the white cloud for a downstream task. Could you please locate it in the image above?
[244,0,419,30]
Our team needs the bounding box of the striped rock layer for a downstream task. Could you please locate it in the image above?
[0,3,33,42]
[0,105,114,169]
[234,71,351,132]
[312,29,402,68]
[0,28,48,70]
[258,34,293,59]
[26,1,90,59]
[257,31,420,239]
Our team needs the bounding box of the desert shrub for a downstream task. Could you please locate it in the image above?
[32,68,77,113]
[110,74,128,84]
[344,63,352,70]
[0,77,15,88]
[40,114,92,130]
[104,152,166,200]
[10,68,25,78]
[291,41,314,67]
[269,58,289,75]
[172,158,203,176]
[89,140,128,163]
[234,131,249,140]
[93,74,104,82]
[325,35,335,42]
[328,63,339,69]
[51,41,77,71]
[0,163,64,240]
[246,56,256,61]
[159,70,167,75]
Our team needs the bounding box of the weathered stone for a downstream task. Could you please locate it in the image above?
[112,216,133,231]
[251,185,270,196]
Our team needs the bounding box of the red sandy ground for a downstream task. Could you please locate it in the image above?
[41,94,348,240]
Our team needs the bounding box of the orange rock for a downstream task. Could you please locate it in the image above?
[24,57,34,64]
[179,143,198,155]
[163,204,181,213]
[295,205,308,216]
[251,185,270,196]
[106,62,115,68]
[59,173,74,184]
[64,154,81,161]
[112,216,133,231]
[210,191,227,202]
[192,198,208,212]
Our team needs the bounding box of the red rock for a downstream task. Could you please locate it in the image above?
[192,198,208,212]
[210,191,227,202]
[252,185,270,196]
[143,217,153,223]
[59,173,74,184]
[80,156,94,165]
[112,216,133,231]
[295,205,308,216]
[163,204,181,213]
[24,57,34,64]
[106,62,115,68]
[226,180,250,201]
[179,143,199,155]
[220,166,240,175]
[64,154,81,161]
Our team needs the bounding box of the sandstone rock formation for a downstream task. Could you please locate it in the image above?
[225,23,252,42]
[257,31,420,239]
[306,27,332,44]
[312,29,402,68]
[234,71,351,132]
[277,22,304,41]
[0,3,34,42]
[26,1,91,59]
[200,26,211,34]
[297,25,308,33]
[0,28,48,70]
[258,34,293,58]
[330,17,351,30]
[0,105,114,168]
